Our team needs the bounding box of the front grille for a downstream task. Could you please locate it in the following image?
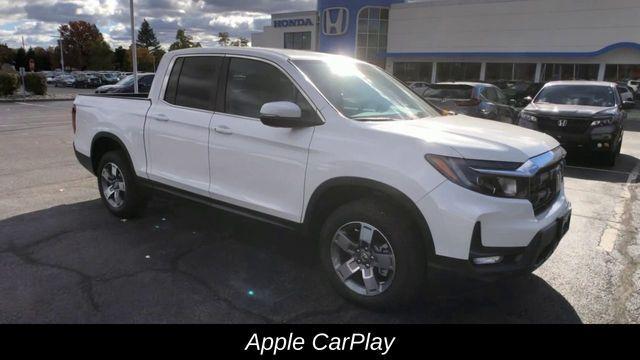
[537,116,592,134]
[529,161,563,215]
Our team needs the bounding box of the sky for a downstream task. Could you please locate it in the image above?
[0,0,319,49]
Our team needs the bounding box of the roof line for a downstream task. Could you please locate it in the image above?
[386,42,640,58]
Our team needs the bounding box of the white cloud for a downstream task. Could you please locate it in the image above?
[0,0,318,49]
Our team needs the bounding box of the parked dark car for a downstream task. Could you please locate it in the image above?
[53,74,76,87]
[518,81,634,165]
[95,73,154,94]
[98,72,120,85]
[421,82,517,123]
[74,73,102,88]
[616,83,636,103]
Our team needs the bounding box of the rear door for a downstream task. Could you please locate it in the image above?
[145,55,222,196]
[208,56,317,222]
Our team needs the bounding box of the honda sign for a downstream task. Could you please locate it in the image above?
[322,7,349,36]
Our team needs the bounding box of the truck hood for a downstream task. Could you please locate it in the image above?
[367,115,559,163]
[524,102,616,117]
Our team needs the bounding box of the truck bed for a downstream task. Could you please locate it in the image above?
[73,94,152,177]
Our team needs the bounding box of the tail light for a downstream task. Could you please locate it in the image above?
[71,105,77,133]
[454,98,480,106]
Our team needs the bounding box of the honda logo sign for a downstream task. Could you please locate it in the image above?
[557,119,568,127]
[322,7,349,35]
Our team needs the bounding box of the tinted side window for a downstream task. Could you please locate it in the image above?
[140,75,154,86]
[482,87,499,102]
[495,88,507,104]
[225,58,318,122]
[164,56,221,111]
[164,58,183,103]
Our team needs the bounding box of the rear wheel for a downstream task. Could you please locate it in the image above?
[602,135,622,166]
[319,198,426,309]
[97,151,147,218]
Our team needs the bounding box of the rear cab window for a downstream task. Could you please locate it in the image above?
[164,56,222,111]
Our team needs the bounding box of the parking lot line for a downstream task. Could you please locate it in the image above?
[626,163,640,184]
[566,165,632,176]
[13,102,62,108]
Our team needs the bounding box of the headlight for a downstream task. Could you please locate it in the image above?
[519,112,537,123]
[425,155,529,198]
[590,117,614,127]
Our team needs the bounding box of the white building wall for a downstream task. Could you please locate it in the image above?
[251,11,319,50]
[388,0,640,54]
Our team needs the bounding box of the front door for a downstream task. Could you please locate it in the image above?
[209,57,318,221]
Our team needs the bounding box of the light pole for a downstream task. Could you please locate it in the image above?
[51,34,65,73]
[129,0,139,93]
[58,39,65,73]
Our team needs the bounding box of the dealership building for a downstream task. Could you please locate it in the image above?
[251,0,640,83]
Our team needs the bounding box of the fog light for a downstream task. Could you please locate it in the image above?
[597,143,602,148]
[604,143,610,148]
[472,256,504,265]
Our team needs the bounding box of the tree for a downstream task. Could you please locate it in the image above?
[136,19,164,69]
[15,48,27,69]
[0,44,14,65]
[132,47,156,72]
[48,46,60,70]
[87,41,113,70]
[169,29,201,51]
[26,47,35,69]
[137,19,161,52]
[113,46,129,71]
[32,47,51,71]
[217,32,230,47]
[230,37,249,47]
[59,20,113,70]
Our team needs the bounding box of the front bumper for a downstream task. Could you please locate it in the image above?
[431,208,571,279]
[549,129,617,153]
[417,180,571,278]
[520,119,618,152]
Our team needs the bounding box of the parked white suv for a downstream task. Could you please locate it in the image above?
[72,48,571,307]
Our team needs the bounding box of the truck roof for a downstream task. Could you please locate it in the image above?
[168,47,352,63]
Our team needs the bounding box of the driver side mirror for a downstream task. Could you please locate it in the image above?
[621,101,636,110]
[523,96,533,104]
[259,101,322,128]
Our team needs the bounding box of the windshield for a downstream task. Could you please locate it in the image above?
[293,59,439,121]
[534,85,616,107]
[423,85,473,99]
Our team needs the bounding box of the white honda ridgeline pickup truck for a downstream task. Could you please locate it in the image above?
[73,47,571,307]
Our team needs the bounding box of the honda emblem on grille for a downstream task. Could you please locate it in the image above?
[557,119,568,127]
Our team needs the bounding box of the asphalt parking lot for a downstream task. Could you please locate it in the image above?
[1,100,639,323]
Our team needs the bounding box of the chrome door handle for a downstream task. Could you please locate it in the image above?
[153,113,169,122]
[214,126,233,135]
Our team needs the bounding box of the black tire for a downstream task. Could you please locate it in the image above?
[318,198,426,309]
[96,151,147,219]
[601,137,621,166]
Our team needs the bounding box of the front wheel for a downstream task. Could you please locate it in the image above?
[319,198,426,309]
[97,151,147,218]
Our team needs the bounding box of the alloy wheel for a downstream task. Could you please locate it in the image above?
[330,221,396,296]
[100,162,126,208]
